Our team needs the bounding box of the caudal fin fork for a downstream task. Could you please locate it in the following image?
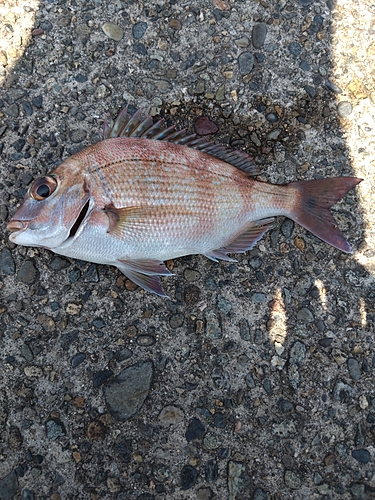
[289,177,362,253]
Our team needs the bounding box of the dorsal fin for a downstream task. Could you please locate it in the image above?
[100,105,260,176]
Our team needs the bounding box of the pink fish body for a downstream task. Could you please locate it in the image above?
[7,108,362,296]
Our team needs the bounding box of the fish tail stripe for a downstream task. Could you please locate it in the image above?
[288,176,363,253]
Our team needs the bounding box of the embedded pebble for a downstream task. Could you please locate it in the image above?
[238,52,254,75]
[1,248,15,275]
[235,37,250,48]
[158,405,184,426]
[132,22,148,39]
[351,449,371,464]
[46,418,66,440]
[228,461,250,499]
[185,417,205,442]
[69,129,87,143]
[0,470,18,500]
[297,308,314,322]
[104,360,153,421]
[17,260,37,284]
[217,295,232,314]
[284,470,302,489]
[102,22,123,41]
[337,101,353,118]
[347,358,361,381]
[205,310,222,339]
[252,23,267,48]
[180,465,198,490]
[194,116,218,135]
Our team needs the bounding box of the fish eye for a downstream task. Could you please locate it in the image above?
[30,175,59,201]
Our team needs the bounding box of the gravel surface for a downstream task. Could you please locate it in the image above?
[0,0,374,499]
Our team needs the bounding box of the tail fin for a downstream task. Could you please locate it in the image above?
[288,177,362,253]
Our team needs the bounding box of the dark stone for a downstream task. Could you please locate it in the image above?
[13,138,26,152]
[351,449,371,464]
[1,248,15,275]
[288,42,301,57]
[347,358,361,381]
[32,96,43,108]
[93,369,113,388]
[252,23,267,48]
[22,101,33,116]
[0,470,18,500]
[18,260,38,284]
[71,353,86,368]
[213,413,226,429]
[50,256,69,271]
[278,399,293,412]
[46,418,66,440]
[104,360,153,421]
[181,465,198,490]
[205,460,218,482]
[238,52,254,75]
[22,489,35,500]
[185,417,205,442]
[132,22,148,39]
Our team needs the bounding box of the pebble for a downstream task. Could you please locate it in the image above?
[184,285,200,307]
[325,81,342,94]
[351,449,371,464]
[197,487,213,500]
[238,52,254,76]
[158,405,184,426]
[304,85,316,98]
[132,22,148,40]
[333,381,354,402]
[102,22,123,41]
[205,460,218,482]
[17,260,37,284]
[93,369,113,388]
[252,23,267,49]
[217,295,232,314]
[50,257,68,271]
[184,268,201,282]
[194,116,218,135]
[288,42,301,58]
[22,489,35,500]
[185,417,205,442]
[273,142,286,162]
[297,307,314,322]
[253,488,268,500]
[104,360,153,421]
[284,470,302,489]
[180,465,198,490]
[0,470,18,500]
[169,313,184,328]
[251,293,266,303]
[228,461,250,499]
[69,129,87,143]
[46,418,66,440]
[235,37,250,48]
[71,353,86,368]
[337,101,353,118]
[205,310,222,339]
[239,319,251,341]
[347,358,361,381]
[281,219,294,238]
[1,248,15,275]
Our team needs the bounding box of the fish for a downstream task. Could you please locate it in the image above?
[7,106,362,297]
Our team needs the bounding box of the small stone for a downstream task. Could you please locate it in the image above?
[169,313,184,328]
[69,129,87,143]
[24,366,43,378]
[279,399,293,412]
[205,310,222,339]
[288,42,301,58]
[1,248,15,275]
[104,360,153,421]
[184,285,200,307]
[46,418,66,440]
[252,23,267,49]
[253,488,268,500]
[284,470,302,489]
[252,293,266,303]
[235,37,249,48]
[102,22,123,41]
[186,417,205,442]
[158,405,184,426]
[87,421,106,440]
[22,489,35,500]
[304,85,316,98]
[194,116,218,135]
[333,380,354,402]
[217,295,232,314]
[50,257,68,271]
[0,470,18,500]
[215,84,225,101]
[169,19,181,30]
[347,358,361,381]
[181,465,198,490]
[132,22,147,40]
[228,461,250,498]
[184,268,201,281]
[197,487,213,500]
[18,260,37,284]
[93,369,113,388]
[238,52,254,76]
[337,101,353,118]
[351,449,371,464]
[297,307,314,322]
[273,142,286,162]
[205,460,218,482]
[71,353,86,368]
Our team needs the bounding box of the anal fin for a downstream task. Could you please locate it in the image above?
[205,218,274,261]
[117,258,172,297]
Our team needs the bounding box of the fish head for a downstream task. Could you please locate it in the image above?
[7,160,92,250]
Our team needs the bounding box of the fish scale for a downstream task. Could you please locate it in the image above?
[7,106,362,297]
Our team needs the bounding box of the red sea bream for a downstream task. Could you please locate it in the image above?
[7,107,362,296]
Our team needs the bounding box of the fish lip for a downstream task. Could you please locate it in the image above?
[7,220,27,233]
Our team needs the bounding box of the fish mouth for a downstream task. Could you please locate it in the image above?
[7,220,27,233]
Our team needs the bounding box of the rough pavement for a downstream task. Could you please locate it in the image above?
[0,0,374,499]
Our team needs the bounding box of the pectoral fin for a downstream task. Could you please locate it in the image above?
[204,218,274,261]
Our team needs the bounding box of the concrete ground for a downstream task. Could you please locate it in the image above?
[0,0,374,498]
